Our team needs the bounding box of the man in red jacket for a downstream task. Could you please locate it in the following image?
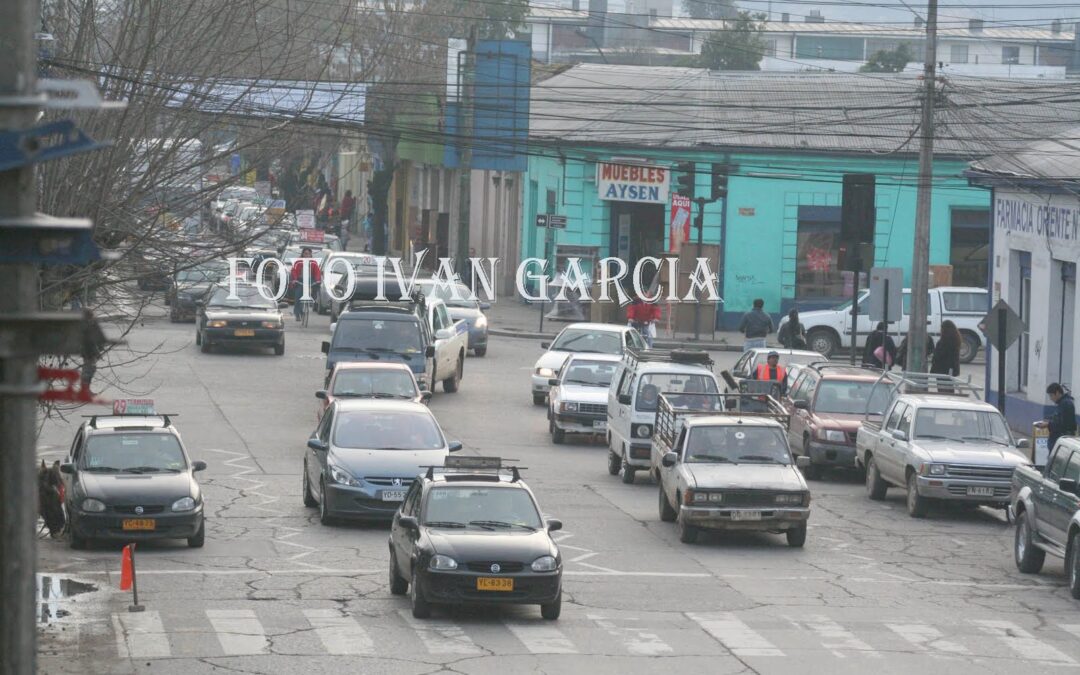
[627,296,661,348]
[289,248,322,321]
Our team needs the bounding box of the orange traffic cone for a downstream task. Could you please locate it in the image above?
[120,544,133,590]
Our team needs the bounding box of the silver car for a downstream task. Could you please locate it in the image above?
[547,354,621,444]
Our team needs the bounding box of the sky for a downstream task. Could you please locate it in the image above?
[735,1,1078,28]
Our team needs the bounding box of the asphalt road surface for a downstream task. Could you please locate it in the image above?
[36,309,1075,675]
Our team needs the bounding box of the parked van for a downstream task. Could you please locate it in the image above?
[606,348,720,485]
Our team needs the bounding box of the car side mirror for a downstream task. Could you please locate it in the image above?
[793,400,809,410]
[480,302,491,311]
[1016,438,1031,449]
[321,341,330,354]
[891,429,908,441]
[398,515,419,531]
[192,460,208,472]
[661,452,677,468]
[618,394,632,405]
[548,378,559,387]
[448,441,463,453]
[796,456,811,470]
[546,518,563,532]
[1060,478,1080,496]
[426,345,436,358]
[315,390,327,400]
[307,438,328,452]
[59,462,75,475]
[540,341,550,349]
[434,328,452,341]
[421,391,433,403]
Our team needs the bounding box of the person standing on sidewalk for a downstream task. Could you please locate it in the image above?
[1037,383,1077,451]
[739,299,773,352]
[627,294,661,348]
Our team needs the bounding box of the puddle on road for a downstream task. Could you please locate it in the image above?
[37,575,97,624]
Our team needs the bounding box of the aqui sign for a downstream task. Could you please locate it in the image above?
[597,162,669,204]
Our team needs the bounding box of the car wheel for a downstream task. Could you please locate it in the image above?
[620,455,636,484]
[1015,511,1046,573]
[607,450,621,476]
[659,486,676,522]
[807,329,839,358]
[676,505,698,544]
[533,393,546,406]
[274,341,285,356]
[302,460,317,507]
[169,307,179,323]
[1069,533,1080,599]
[959,331,980,364]
[540,592,562,621]
[443,358,462,393]
[69,528,87,550]
[474,346,487,357]
[318,480,335,526]
[200,336,211,353]
[195,330,202,346]
[906,471,928,518]
[865,455,887,500]
[187,521,206,548]
[552,422,566,445]
[786,522,808,548]
[410,569,432,619]
[389,550,409,596]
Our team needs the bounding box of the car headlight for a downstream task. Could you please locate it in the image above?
[328,463,361,487]
[430,554,458,570]
[635,424,652,439]
[474,315,487,329]
[261,321,281,329]
[775,493,803,505]
[531,555,558,572]
[922,463,947,476]
[537,367,555,378]
[81,498,106,513]
[207,320,227,328]
[560,401,578,413]
[172,497,196,512]
[818,429,847,443]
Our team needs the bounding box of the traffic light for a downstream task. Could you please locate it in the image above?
[675,162,695,198]
[711,163,730,201]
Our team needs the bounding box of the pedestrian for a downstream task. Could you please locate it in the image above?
[862,322,897,369]
[895,334,934,371]
[289,247,322,322]
[753,350,787,396]
[778,309,807,350]
[340,190,356,225]
[627,294,661,348]
[1037,383,1077,451]
[931,320,962,377]
[739,299,774,352]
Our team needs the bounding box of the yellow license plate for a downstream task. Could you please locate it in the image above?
[476,577,513,592]
[122,519,156,531]
[234,328,255,337]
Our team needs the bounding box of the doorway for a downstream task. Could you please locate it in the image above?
[608,201,665,289]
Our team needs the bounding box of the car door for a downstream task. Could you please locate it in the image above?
[728,352,752,391]
[625,328,646,352]
[1048,451,1080,548]
[876,402,907,483]
[391,482,422,575]
[1037,446,1072,545]
[841,292,874,346]
[882,403,914,484]
[612,368,636,451]
[786,373,815,451]
[660,427,687,503]
[432,304,453,375]
[62,427,85,505]
[308,405,334,487]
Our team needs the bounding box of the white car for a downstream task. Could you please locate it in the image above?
[532,323,647,406]
[547,354,622,444]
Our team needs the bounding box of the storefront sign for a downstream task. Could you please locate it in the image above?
[995,196,1080,242]
[597,162,669,203]
[670,194,691,251]
[296,210,316,229]
[738,207,755,216]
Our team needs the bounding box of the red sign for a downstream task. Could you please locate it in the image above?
[670,194,692,251]
[300,229,325,243]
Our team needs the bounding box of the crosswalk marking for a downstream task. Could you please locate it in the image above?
[113,611,171,659]
[398,610,483,655]
[206,609,269,655]
[687,612,782,657]
[505,623,577,654]
[795,615,880,659]
[303,609,374,655]
[887,623,970,657]
[589,615,672,656]
[974,620,1076,665]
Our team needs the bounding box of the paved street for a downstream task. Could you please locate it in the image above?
[34,311,1071,675]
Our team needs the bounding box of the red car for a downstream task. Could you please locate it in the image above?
[316,362,430,420]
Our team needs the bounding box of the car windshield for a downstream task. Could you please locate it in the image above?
[551,329,622,354]
[83,433,186,472]
[814,380,892,415]
[177,264,228,283]
[420,282,479,309]
[324,255,380,275]
[333,318,422,353]
[561,359,617,387]
[636,373,718,412]
[333,410,444,450]
[423,486,542,530]
[685,426,791,464]
[206,287,275,309]
[914,408,1013,445]
[332,370,418,398]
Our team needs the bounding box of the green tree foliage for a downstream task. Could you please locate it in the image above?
[859,44,915,73]
[697,11,768,71]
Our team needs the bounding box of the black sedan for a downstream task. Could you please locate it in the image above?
[60,415,207,549]
[196,285,286,355]
[389,463,563,619]
[167,262,229,322]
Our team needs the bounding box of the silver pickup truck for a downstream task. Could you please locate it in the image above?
[855,373,1030,518]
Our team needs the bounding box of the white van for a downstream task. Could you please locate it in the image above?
[783,286,989,363]
[607,349,720,485]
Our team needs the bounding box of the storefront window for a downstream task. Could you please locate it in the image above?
[795,206,867,300]
[950,209,990,288]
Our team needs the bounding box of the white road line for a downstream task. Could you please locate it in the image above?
[505,623,577,654]
[687,612,782,657]
[589,615,673,657]
[398,610,482,655]
[206,609,270,655]
[795,615,880,659]
[974,620,1076,665]
[113,611,171,659]
[887,623,970,657]
[303,609,374,655]
[49,568,381,576]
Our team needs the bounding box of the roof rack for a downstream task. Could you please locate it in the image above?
[624,346,713,368]
[802,361,884,375]
[422,456,526,482]
[865,370,982,418]
[83,413,178,429]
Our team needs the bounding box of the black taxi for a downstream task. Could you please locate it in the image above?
[388,457,564,619]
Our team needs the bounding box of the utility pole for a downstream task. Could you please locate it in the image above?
[906,0,938,373]
[456,27,477,277]
[0,0,41,671]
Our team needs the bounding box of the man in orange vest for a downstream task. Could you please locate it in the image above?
[754,351,787,395]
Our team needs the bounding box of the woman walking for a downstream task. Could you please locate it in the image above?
[931,320,962,376]
[862,322,897,369]
[778,309,807,349]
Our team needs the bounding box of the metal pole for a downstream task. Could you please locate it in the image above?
[906,0,938,373]
[693,197,704,341]
[129,544,144,612]
[0,0,41,670]
[883,278,890,366]
[849,256,860,365]
[456,27,476,281]
[997,306,1007,415]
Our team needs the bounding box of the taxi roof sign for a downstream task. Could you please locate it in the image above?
[445,456,501,470]
[113,399,155,415]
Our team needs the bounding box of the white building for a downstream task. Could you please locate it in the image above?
[968,130,1080,431]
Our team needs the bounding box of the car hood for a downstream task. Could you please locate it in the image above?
[915,441,1028,465]
[326,350,425,373]
[812,413,865,430]
[175,281,216,297]
[329,447,448,478]
[557,384,609,404]
[534,351,571,372]
[428,528,557,562]
[684,463,806,491]
[204,307,282,321]
[78,471,195,502]
[447,307,483,322]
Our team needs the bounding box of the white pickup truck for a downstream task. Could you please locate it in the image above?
[783,286,989,362]
[855,373,1030,518]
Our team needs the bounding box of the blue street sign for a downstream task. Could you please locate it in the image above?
[0,119,106,172]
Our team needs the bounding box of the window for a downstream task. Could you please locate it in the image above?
[317,409,333,442]
[83,433,186,472]
[885,403,906,431]
[795,206,867,300]
[789,373,810,402]
[764,39,778,57]
[950,209,990,287]
[627,329,647,350]
[732,352,752,377]
[618,372,636,399]
[1049,448,1071,481]
[635,373,719,412]
[551,329,623,355]
[334,410,445,450]
[422,486,542,529]
[950,44,969,64]
[1064,453,1080,482]
[561,359,618,388]
[942,291,988,313]
[813,380,892,416]
[334,318,422,353]
[897,406,915,436]
[332,370,418,399]
[913,408,1012,445]
[685,426,791,464]
[795,36,864,61]
[1002,46,1020,64]
[401,483,422,516]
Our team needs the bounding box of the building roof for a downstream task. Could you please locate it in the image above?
[967,125,1080,187]
[650,18,1076,43]
[529,65,1080,157]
